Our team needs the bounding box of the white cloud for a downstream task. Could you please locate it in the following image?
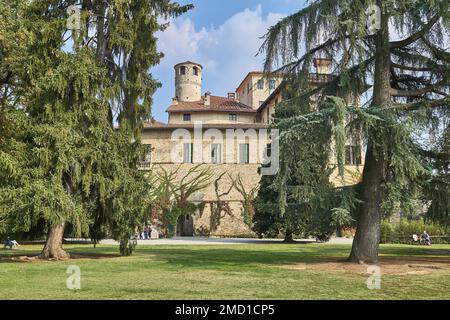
[157,19,208,67]
[156,5,285,95]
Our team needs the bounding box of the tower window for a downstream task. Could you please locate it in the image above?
[180,66,186,75]
[229,113,237,121]
[183,113,191,121]
[193,67,199,76]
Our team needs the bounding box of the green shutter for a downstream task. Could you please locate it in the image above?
[183,143,193,163]
[239,144,249,164]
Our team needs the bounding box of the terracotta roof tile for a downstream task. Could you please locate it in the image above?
[166,95,256,113]
[143,122,269,130]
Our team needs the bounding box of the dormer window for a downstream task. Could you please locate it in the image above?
[180,66,186,75]
[193,67,199,76]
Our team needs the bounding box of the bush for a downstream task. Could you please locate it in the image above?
[380,219,449,244]
[380,220,394,243]
[396,219,448,236]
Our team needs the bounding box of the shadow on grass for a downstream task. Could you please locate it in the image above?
[1,243,449,269]
[133,244,450,270]
[135,246,340,268]
[0,246,120,263]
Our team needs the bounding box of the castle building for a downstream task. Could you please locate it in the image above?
[141,60,364,237]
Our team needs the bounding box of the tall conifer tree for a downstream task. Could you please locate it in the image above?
[0,0,191,258]
[261,0,450,263]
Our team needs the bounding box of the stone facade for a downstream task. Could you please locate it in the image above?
[236,72,283,109]
[140,59,365,237]
[175,61,203,102]
[169,111,256,125]
[141,126,267,236]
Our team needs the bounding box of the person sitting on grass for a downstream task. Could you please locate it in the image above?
[3,237,20,249]
[421,231,432,246]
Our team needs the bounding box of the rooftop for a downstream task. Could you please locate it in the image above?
[235,71,283,92]
[174,61,203,69]
[143,120,269,130]
[167,95,256,113]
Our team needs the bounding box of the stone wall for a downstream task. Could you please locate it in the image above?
[169,112,256,125]
[141,127,365,237]
[175,62,202,102]
[147,163,261,237]
[142,129,264,236]
[142,128,269,165]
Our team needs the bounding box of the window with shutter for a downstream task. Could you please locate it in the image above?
[211,144,222,164]
[239,143,250,164]
[183,143,193,163]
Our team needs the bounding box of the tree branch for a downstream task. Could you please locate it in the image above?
[390,97,449,111]
[390,80,447,97]
[269,36,346,74]
[391,62,443,73]
[390,13,441,49]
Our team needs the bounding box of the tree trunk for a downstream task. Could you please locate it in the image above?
[40,223,70,260]
[119,239,133,256]
[348,2,391,264]
[348,143,385,263]
[283,229,295,243]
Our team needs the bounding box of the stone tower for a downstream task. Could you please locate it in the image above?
[174,61,203,102]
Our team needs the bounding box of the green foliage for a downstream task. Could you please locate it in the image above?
[260,0,450,261]
[423,124,450,225]
[253,80,363,241]
[380,219,449,243]
[425,174,450,225]
[332,97,348,176]
[380,220,394,243]
[396,219,448,237]
[0,0,192,256]
[330,208,353,229]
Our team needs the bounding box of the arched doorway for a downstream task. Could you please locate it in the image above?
[176,214,194,236]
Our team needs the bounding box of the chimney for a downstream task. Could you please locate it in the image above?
[204,91,211,106]
[313,58,332,74]
[227,92,236,100]
[172,97,178,105]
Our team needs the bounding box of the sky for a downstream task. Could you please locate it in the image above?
[151,0,307,122]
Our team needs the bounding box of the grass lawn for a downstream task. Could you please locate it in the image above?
[1,243,450,299]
